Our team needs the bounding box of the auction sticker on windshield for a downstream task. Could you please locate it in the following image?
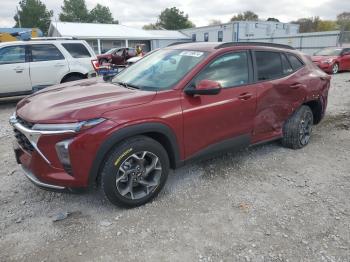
[179,51,204,57]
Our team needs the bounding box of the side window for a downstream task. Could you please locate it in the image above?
[281,53,293,75]
[31,44,64,62]
[62,43,91,58]
[286,53,304,70]
[116,49,124,56]
[0,46,26,64]
[204,33,209,42]
[194,52,249,88]
[255,51,283,81]
[218,31,223,42]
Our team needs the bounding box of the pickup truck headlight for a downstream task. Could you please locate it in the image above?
[32,118,106,132]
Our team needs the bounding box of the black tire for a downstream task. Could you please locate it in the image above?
[61,75,84,83]
[100,136,169,208]
[282,105,314,149]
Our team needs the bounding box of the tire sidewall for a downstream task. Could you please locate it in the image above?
[101,137,169,207]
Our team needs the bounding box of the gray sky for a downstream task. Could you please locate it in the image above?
[0,0,349,28]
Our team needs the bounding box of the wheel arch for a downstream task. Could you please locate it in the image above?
[60,72,87,83]
[303,98,324,125]
[88,122,182,187]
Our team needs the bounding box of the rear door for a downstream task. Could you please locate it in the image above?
[29,44,69,89]
[0,45,31,95]
[252,50,307,142]
[181,51,257,159]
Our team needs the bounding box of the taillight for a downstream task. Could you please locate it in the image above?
[91,59,100,71]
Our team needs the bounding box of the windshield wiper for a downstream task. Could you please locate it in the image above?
[115,81,140,89]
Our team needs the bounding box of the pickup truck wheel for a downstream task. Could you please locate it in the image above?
[100,136,169,207]
[282,105,314,149]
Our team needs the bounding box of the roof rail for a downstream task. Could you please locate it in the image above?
[27,37,77,41]
[215,42,295,50]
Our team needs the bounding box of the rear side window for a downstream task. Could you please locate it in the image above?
[31,44,64,62]
[281,53,293,75]
[194,51,249,88]
[286,54,304,70]
[0,46,26,64]
[62,43,91,58]
[255,51,283,81]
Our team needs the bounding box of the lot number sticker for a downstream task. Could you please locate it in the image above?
[179,51,204,57]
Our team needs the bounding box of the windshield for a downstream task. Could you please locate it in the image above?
[105,48,118,54]
[112,49,208,91]
[314,48,342,56]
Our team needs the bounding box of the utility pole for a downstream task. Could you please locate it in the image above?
[16,6,22,27]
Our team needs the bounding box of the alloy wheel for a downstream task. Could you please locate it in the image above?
[115,151,162,200]
[299,114,313,146]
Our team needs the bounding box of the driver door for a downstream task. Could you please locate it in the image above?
[181,51,257,159]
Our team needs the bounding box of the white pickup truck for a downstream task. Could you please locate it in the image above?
[0,39,97,98]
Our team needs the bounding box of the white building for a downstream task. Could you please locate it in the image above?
[48,22,190,54]
[181,21,300,43]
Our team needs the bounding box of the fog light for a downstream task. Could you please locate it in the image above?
[56,139,74,175]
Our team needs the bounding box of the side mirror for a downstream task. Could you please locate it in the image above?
[185,79,222,96]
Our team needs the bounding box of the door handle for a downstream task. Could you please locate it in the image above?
[238,92,253,100]
[290,83,304,89]
[14,67,24,73]
[54,63,66,67]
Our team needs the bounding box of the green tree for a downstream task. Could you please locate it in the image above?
[89,4,118,24]
[317,20,338,31]
[230,11,258,21]
[143,23,162,30]
[59,0,90,22]
[208,19,222,26]
[291,17,320,33]
[337,12,350,31]
[156,7,195,30]
[267,17,280,22]
[14,0,53,34]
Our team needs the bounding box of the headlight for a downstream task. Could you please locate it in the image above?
[32,118,106,132]
[323,58,334,64]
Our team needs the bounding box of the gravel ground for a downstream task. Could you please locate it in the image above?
[0,73,349,262]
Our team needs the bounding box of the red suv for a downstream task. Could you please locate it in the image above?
[312,47,350,74]
[10,42,331,207]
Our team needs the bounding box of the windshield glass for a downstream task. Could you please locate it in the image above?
[105,48,117,54]
[112,49,208,91]
[314,48,342,56]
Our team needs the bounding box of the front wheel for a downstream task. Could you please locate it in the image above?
[100,136,169,207]
[332,63,339,74]
[282,105,314,149]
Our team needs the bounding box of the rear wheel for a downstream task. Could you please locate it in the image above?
[100,136,169,207]
[282,105,314,149]
[332,63,339,74]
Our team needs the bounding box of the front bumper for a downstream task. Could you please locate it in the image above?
[10,114,116,191]
[21,164,65,191]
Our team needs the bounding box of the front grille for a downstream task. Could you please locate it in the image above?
[13,117,35,153]
[16,117,34,129]
[14,129,34,152]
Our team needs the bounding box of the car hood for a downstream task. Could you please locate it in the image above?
[16,78,156,123]
[311,56,338,62]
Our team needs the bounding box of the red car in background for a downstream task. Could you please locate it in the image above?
[312,47,350,74]
[97,47,137,65]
